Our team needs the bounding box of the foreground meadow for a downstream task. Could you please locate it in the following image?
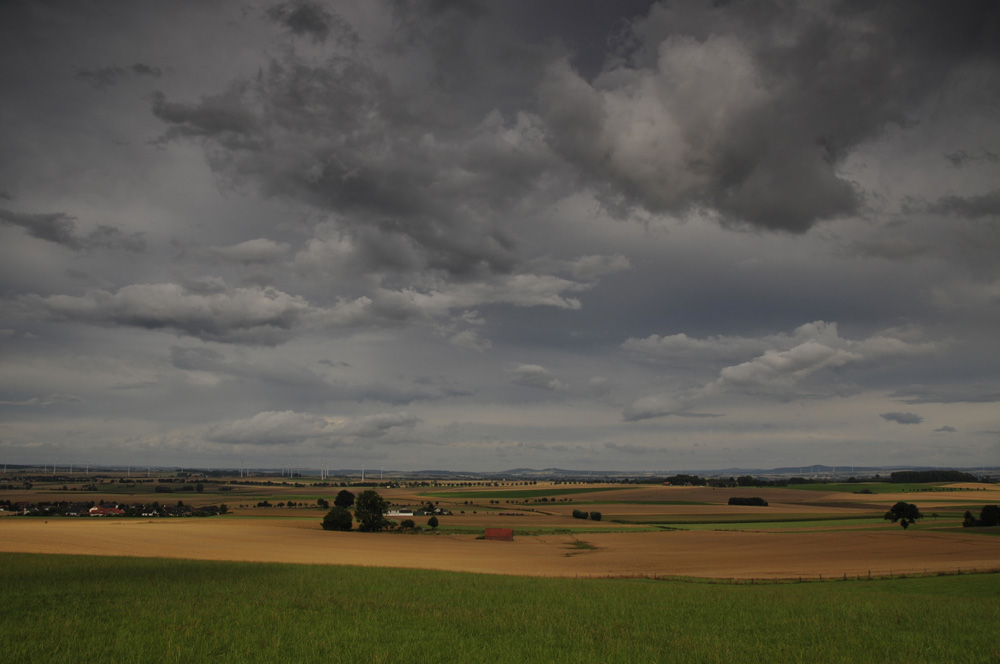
[2,553,998,664]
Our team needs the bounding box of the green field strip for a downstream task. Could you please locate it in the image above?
[3,553,999,664]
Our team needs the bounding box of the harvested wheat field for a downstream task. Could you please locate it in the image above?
[3,517,999,579]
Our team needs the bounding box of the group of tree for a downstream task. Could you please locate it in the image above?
[889,470,981,483]
[3,499,227,518]
[571,509,602,521]
[963,505,1000,528]
[321,489,443,532]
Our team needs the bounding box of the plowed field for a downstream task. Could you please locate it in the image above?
[3,517,999,579]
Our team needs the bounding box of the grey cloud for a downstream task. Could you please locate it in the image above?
[0,207,145,252]
[31,283,311,346]
[541,2,1000,232]
[880,412,924,425]
[170,346,226,371]
[169,345,470,405]
[509,364,562,391]
[620,387,722,421]
[0,393,82,407]
[935,425,957,433]
[566,254,632,281]
[77,66,127,89]
[130,63,162,78]
[604,441,656,456]
[929,190,1000,219]
[624,321,935,369]
[150,90,260,149]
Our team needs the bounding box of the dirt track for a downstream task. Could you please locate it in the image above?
[3,517,999,579]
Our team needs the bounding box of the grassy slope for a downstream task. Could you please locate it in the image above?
[3,553,998,664]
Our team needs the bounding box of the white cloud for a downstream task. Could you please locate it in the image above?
[622,321,939,420]
[208,238,289,264]
[30,283,312,346]
[206,410,420,447]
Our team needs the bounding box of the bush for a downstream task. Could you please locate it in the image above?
[728,497,769,507]
[321,506,353,531]
[589,511,601,521]
[399,519,415,529]
[572,509,588,519]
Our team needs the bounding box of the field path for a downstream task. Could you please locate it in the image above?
[3,517,1000,579]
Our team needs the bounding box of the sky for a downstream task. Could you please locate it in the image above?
[1,1,999,473]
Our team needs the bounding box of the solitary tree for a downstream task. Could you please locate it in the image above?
[321,505,353,531]
[427,515,439,529]
[334,489,355,509]
[354,489,390,532]
[884,501,922,529]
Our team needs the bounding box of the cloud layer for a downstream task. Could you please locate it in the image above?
[1,1,998,471]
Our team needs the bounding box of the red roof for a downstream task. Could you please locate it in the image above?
[484,528,514,541]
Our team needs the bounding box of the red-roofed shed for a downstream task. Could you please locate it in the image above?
[484,528,514,541]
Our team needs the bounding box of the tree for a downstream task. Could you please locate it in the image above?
[334,489,355,509]
[316,498,329,509]
[354,490,390,532]
[980,504,1000,527]
[884,501,922,529]
[427,515,439,529]
[400,519,415,529]
[321,506,353,531]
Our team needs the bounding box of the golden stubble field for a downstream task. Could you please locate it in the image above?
[3,482,999,579]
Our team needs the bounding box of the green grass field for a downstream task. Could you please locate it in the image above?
[3,553,998,663]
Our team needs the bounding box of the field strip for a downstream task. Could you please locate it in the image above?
[4,518,1000,579]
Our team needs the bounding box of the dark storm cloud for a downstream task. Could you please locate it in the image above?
[944,150,999,168]
[168,345,472,405]
[150,55,526,277]
[77,63,162,89]
[0,208,145,252]
[265,0,358,46]
[880,412,924,425]
[540,1,1000,232]
[149,3,569,281]
[509,364,562,391]
[891,386,1000,405]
